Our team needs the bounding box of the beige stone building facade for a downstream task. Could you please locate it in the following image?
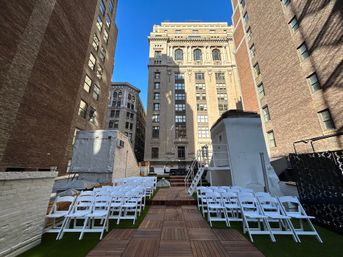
[144,22,242,169]
[107,82,146,162]
[231,0,343,158]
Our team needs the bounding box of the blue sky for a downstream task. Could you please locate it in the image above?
[111,0,233,110]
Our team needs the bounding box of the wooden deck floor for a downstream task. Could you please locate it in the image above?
[87,205,264,257]
[150,187,197,205]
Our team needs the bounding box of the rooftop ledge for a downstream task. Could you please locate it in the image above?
[0,171,58,181]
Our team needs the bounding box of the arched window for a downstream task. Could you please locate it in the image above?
[175,49,183,61]
[113,91,117,99]
[193,49,202,61]
[212,49,221,61]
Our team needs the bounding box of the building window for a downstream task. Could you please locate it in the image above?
[88,107,96,123]
[154,82,160,90]
[318,109,335,130]
[153,92,160,100]
[195,73,205,80]
[212,49,221,61]
[153,103,160,111]
[115,110,120,118]
[175,49,183,60]
[110,110,115,118]
[196,93,206,101]
[262,105,271,122]
[246,27,252,41]
[109,0,114,13]
[92,34,99,51]
[96,65,103,80]
[152,126,159,138]
[178,146,186,159]
[175,125,187,138]
[106,14,111,29]
[99,0,106,16]
[192,29,199,34]
[108,120,115,128]
[102,30,108,44]
[151,147,159,159]
[72,128,80,145]
[249,44,256,58]
[257,83,265,97]
[88,53,96,70]
[175,104,186,112]
[152,114,160,123]
[197,104,207,111]
[125,122,129,129]
[154,51,162,60]
[289,16,299,31]
[253,63,261,77]
[113,120,119,128]
[267,131,276,148]
[175,73,184,80]
[215,73,225,81]
[78,100,87,118]
[96,16,103,31]
[240,0,246,8]
[193,49,202,61]
[126,111,134,120]
[93,85,100,101]
[218,104,228,112]
[297,43,310,59]
[217,93,227,101]
[99,47,106,62]
[307,73,321,92]
[198,127,209,138]
[216,84,226,92]
[197,115,208,123]
[175,83,185,90]
[196,84,206,90]
[243,12,249,24]
[154,72,160,79]
[175,115,186,123]
[175,93,186,100]
[281,0,291,7]
[83,75,92,93]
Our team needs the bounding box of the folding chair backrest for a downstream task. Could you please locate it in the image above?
[240,188,254,193]
[221,192,238,205]
[80,190,94,196]
[278,196,302,214]
[50,196,75,214]
[72,195,94,212]
[94,195,111,210]
[238,192,254,197]
[239,195,259,212]
[258,196,279,213]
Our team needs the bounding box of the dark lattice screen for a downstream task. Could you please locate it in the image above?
[289,151,343,234]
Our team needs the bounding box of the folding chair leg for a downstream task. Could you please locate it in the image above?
[79,218,89,240]
[307,219,323,243]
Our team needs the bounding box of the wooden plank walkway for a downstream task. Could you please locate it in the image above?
[150,187,197,205]
[87,205,265,257]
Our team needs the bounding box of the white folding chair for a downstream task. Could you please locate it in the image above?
[278,196,323,243]
[57,195,94,240]
[239,195,275,242]
[222,192,241,225]
[117,193,139,224]
[254,192,271,198]
[79,195,111,240]
[205,192,228,227]
[46,196,75,233]
[258,196,299,242]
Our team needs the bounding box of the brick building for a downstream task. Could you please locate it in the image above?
[107,82,146,162]
[231,0,343,158]
[0,0,118,174]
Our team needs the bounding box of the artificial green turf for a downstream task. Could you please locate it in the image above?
[209,220,343,257]
[17,189,160,257]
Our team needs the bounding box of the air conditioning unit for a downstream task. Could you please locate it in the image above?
[117,140,124,148]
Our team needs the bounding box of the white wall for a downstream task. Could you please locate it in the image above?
[0,171,57,257]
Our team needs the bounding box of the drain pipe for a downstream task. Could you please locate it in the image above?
[260,152,270,193]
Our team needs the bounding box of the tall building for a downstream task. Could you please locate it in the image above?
[107,82,146,162]
[231,0,343,158]
[0,0,118,174]
[144,22,242,170]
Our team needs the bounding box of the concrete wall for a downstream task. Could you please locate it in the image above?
[0,171,57,257]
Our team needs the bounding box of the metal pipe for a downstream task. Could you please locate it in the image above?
[260,152,270,193]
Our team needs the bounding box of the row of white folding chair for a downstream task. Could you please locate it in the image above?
[201,191,322,243]
[56,195,112,240]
